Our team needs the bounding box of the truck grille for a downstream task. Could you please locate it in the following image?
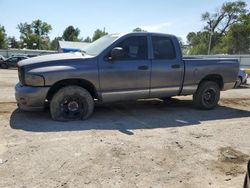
[18,66,25,85]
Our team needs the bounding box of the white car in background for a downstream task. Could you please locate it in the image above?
[235,69,248,88]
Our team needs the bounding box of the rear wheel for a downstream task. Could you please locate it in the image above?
[50,86,94,121]
[193,81,220,110]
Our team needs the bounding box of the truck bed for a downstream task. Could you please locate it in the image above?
[181,58,239,95]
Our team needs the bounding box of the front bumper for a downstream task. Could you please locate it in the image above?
[15,83,50,111]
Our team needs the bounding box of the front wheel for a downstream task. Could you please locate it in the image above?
[50,86,94,121]
[193,81,220,110]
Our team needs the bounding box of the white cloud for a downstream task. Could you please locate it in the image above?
[140,22,172,32]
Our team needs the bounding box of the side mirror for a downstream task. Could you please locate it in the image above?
[110,47,124,60]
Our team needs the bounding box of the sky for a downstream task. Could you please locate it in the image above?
[0,0,249,43]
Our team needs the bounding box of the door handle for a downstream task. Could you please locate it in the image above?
[138,65,149,70]
[171,64,180,69]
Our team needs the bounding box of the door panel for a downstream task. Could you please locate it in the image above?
[150,36,183,97]
[99,36,151,102]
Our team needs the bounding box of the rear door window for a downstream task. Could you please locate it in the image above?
[152,36,176,60]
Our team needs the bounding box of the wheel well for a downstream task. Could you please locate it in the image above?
[199,75,223,90]
[46,79,99,101]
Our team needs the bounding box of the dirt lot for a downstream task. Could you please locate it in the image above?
[0,69,250,188]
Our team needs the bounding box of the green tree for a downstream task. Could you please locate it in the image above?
[17,20,52,49]
[0,25,7,49]
[202,1,247,35]
[133,27,146,32]
[202,0,247,54]
[50,37,63,50]
[32,19,52,36]
[219,13,250,54]
[92,29,108,42]
[7,37,19,49]
[83,36,91,42]
[62,26,81,41]
[233,13,250,54]
[187,32,210,54]
[32,19,52,49]
[186,0,249,55]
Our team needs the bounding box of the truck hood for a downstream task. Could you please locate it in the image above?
[18,52,92,67]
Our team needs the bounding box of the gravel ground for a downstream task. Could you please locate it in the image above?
[0,69,250,188]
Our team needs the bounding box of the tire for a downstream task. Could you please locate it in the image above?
[50,86,94,121]
[244,160,250,188]
[234,76,242,88]
[1,63,8,69]
[193,81,220,110]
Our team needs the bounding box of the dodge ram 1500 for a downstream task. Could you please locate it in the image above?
[16,32,239,121]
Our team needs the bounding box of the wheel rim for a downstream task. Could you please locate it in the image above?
[202,88,217,106]
[60,94,85,119]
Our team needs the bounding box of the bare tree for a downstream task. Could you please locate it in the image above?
[202,0,247,54]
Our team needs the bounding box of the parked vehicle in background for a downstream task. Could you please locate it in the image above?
[234,69,248,88]
[27,54,37,58]
[15,32,239,121]
[0,55,28,69]
[0,55,6,62]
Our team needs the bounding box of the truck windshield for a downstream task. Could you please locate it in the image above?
[83,34,120,56]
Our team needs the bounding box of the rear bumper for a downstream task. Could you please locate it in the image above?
[15,83,50,111]
[222,82,236,91]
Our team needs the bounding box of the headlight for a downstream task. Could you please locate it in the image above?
[25,74,44,86]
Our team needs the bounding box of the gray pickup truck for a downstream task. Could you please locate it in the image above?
[15,32,239,121]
